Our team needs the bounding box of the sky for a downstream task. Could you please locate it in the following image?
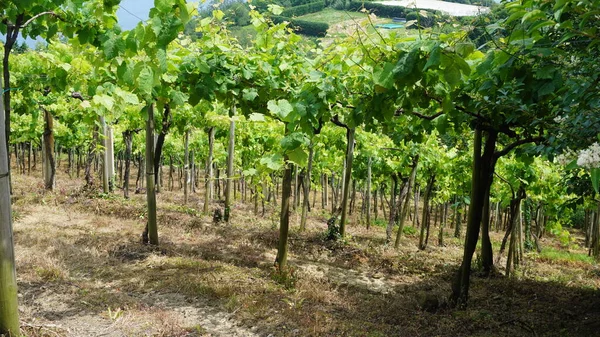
[2,0,154,47]
[116,0,153,30]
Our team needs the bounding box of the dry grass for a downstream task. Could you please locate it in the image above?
[10,163,600,336]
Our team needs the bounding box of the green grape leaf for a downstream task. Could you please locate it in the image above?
[281,132,307,150]
[157,49,168,72]
[137,66,155,98]
[249,113,266,122]
[243,168,257,176]
[115,88,139,105]
[93,94,115,110]
[373,62,395,92]
[394,48,418,78]
[423,44,441,71]
[170,90,188,106]
[117,62,134,86]
[287,147,308,167]
[126,30,138,53]
[103,32,124,60]
[455,42,475,58]
[197,60,211,73]
[444,66,461,87]
[260,153,283,171]
[155,0,172,12]
[243,88,259,101]
[162,73,178,83]
[268,99,294,122]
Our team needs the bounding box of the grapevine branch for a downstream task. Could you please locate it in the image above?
[331,114,349,130]
[410,111,444,120]
[494,136,544,159]
[20,11,64,28]
[71,92,85,101]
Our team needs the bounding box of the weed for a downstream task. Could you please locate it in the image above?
[402,225,417,236]
[271,265,298,290]
[372,218,387,228]
[537,247,595,265]
[225,294,241,313]
[34,266,65,282]
[282,291,305,309]
[12,209,22,222]
[324,215,342,241]
[107,307,124,321]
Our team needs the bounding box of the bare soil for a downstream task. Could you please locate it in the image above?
[10,166,600,337]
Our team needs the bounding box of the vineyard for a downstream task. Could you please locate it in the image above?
[1,0,600,336]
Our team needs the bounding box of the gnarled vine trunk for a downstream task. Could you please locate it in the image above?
[144,104,158,245]
[275,155,293,270]
[204,127,214,214]
[42,108,55,190]
[339,128,355,237]
[225,116,235,222]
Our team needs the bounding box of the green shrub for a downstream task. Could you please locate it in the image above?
[549,222,572,247]
[347,1,408,18]
[290,0,320,7]
[281,1,326,17]
[325,215,342,241]
[272,16,329,37]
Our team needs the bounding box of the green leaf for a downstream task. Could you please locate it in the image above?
[157,49,168,72]
[435,114,448,134]
[442,96,453,113]
[281,132,306,151]
[242,88,259,101]
[268,4,284,15]
[243,168,257,176]
[115,88,139,105]
[455,43,474,58]
[197,60,210,74]
[451,55,471,75]
[137,66,155,98]
[287,147,308,167]
[117,62,134,86]
[103,32,124,60]
[537,82,555,97]
[135,24,146,45]
[373,62,396,93]
[535,66,555,79]
[565,159,578,170]
[126,30,138,53]
[394,48,419,78]
[268,99,294,122]
[213,10,224,20]
[260,153,283,171]
[93,94,115,110]
[170,90,188,106]
[444,66,461,87]
[249,113,265,122]
[155,0,172,12]
[162,73,178,83]
[592,168,600,193]
[423,45,441,71]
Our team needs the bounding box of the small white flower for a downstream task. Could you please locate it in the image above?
[577,143,600,169]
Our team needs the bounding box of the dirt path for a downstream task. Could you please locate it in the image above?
[15,204,259,337]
